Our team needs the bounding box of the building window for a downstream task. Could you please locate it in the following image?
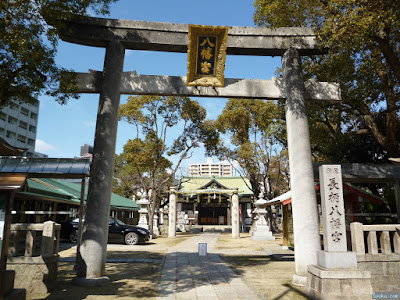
[0,112,6,121]
[17,135,26,143]
[19,121,28,130]
[8,116,17,125]
[27,138,35,146]
[30,112,37,120]
[20,107,29,116]
[29,125,36,133]
[9,101,19,111]
[6,131,16,139]
[0,128,4,136]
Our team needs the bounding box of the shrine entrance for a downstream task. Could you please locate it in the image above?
[50,15,341,284]
[199,204,228,225]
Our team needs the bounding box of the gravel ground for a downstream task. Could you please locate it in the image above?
[26,231,309,300]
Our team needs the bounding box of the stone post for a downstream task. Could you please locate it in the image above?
[305,165,372,299]
[317,165,357,268]
[41,221,55,258]
[76,41,125,283]
[282,48,321,284]
[231,190,240,239]
[168,187,176,238]
[153,215,160,236]
[137,193,150,230]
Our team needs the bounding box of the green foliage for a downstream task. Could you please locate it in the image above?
[214,99,289,198]
[116,95,215,233]
[0,0,117,107]
[254,0,400,160]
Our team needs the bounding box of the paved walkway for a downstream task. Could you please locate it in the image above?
[157,232,263,300]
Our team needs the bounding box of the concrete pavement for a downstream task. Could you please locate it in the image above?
[157,232,263,299]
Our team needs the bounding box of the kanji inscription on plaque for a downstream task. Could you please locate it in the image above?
[187,24,228,87]
[319,165,347,252]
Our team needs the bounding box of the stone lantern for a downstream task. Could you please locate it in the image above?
[137,192,150,230]
[251,192,275,240]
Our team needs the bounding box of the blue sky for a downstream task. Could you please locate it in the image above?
[36,0,281,175]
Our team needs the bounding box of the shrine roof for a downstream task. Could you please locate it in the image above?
[177,176,253,196]
[15,178,139,210]
[0,156,90,179]
[267,183,384,206]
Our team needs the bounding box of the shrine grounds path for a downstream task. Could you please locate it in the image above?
[28,231,309,300]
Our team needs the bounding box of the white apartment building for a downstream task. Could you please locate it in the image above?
[189,159,233,177]
[0,100,39,157]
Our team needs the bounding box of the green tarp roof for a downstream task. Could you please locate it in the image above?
[20,178,139,210]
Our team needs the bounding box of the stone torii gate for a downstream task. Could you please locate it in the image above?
[55,16,341,285]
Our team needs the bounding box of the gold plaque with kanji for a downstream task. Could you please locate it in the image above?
[186,25,228,87]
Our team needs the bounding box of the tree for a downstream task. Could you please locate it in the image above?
[213,98,288,199]
[116,95,216,234]
[254,0,400,160]
[0,0,117,107]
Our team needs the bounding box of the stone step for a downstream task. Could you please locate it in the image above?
[189,226,203,233]
[202,225,232,232]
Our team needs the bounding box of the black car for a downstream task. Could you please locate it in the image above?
[60,217,151,245]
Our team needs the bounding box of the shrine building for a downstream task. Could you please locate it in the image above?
[175,176,254,226]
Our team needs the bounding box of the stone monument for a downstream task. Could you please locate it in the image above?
[152,214,160,236]
[177,211,186,232]
[137,192,149,230]
[251,193,275,241]
[305,165,373,299]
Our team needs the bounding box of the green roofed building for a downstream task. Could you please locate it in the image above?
[176,176,254,226]
[12,178,139,225]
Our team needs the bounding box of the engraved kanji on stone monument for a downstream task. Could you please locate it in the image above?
[319,165,347,252]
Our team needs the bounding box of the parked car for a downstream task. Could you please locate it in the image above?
[60,217,151,245]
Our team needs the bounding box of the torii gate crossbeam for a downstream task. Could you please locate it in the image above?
[51,15,341,287]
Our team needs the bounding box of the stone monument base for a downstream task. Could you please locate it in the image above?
[251,224,275,241]
[6,255,59,294]
[317,251,357,269]
[137,223,149,230]
[304,265,372,300]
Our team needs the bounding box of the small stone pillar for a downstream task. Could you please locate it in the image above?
[251,193,275,241]
[137,193,150,230]
[177,212,186,232]
[41,221,56,257]
[160,208,169,235]
[231,190,240,239]
[163,208,169,225]
[282,48,321,284]
[168,187,176,238]
[153,215,160,236]
[305,165,372,299]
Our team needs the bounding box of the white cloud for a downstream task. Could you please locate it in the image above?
[35,139,56,152]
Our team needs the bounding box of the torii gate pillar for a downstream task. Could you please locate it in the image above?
[75,42,125,283]
[283,48,321,284]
